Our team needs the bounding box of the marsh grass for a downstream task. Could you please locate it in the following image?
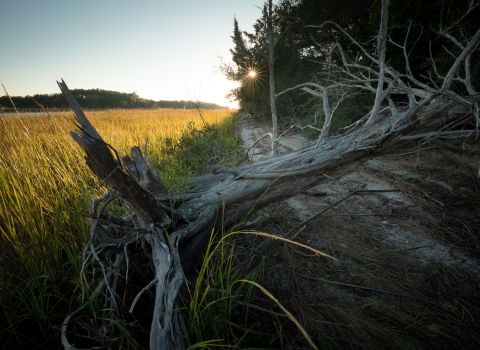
[0,108,237,348]
[186,225,325,349]
[187,229,277,349]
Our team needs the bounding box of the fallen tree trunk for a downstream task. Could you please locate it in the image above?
[58,79,479,349]
[59,4,480,347]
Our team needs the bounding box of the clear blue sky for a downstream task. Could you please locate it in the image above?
[0,0,265,107]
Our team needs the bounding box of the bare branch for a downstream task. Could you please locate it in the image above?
[366,0,390,125]
[306,22,379,65]
[246,132,273,160]
[441,28,480,91]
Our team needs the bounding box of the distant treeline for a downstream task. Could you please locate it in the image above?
[0,88,226,110]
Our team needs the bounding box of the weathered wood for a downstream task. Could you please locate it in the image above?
[58,4,480,347]
[58,79,170,225]
[60,74,478,348]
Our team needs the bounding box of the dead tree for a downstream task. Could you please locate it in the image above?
[278,0,479,144]
[249,0,290,157]
[59,4,479,349]
[267,0,279,155]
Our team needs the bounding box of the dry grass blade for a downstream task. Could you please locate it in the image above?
[1,80,19,116]
[239,279,318,350]
[237,230,338,261]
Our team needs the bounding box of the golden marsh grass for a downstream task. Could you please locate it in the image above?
[0,107,236,347]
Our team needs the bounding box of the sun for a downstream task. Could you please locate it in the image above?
[241,64,267,91]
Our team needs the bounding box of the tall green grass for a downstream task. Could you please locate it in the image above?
[187,227,320,349]
[0,113,93,348]
[187,229,271,348]
[0,108,237,349]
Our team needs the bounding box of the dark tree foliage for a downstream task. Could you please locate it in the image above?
[0,89,226,110]
[276,0,378,60]
[225,0,479,120]
[223,0,378,118]
[223,10,312,118]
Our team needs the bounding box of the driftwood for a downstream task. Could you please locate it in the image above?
[59,4,479,348]
[58,79,479,349]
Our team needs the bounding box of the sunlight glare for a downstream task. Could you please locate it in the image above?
[248,71,257,78]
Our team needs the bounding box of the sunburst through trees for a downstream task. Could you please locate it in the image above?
[241,64,267,92]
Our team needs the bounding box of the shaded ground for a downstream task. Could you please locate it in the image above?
[232,116,480,349]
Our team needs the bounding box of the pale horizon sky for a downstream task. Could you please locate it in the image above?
[0,0,266,108]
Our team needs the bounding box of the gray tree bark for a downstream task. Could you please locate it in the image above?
[58,78,479,350]
[366,0,390,125]
[267,0,279,155]
[58,3,480,348]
